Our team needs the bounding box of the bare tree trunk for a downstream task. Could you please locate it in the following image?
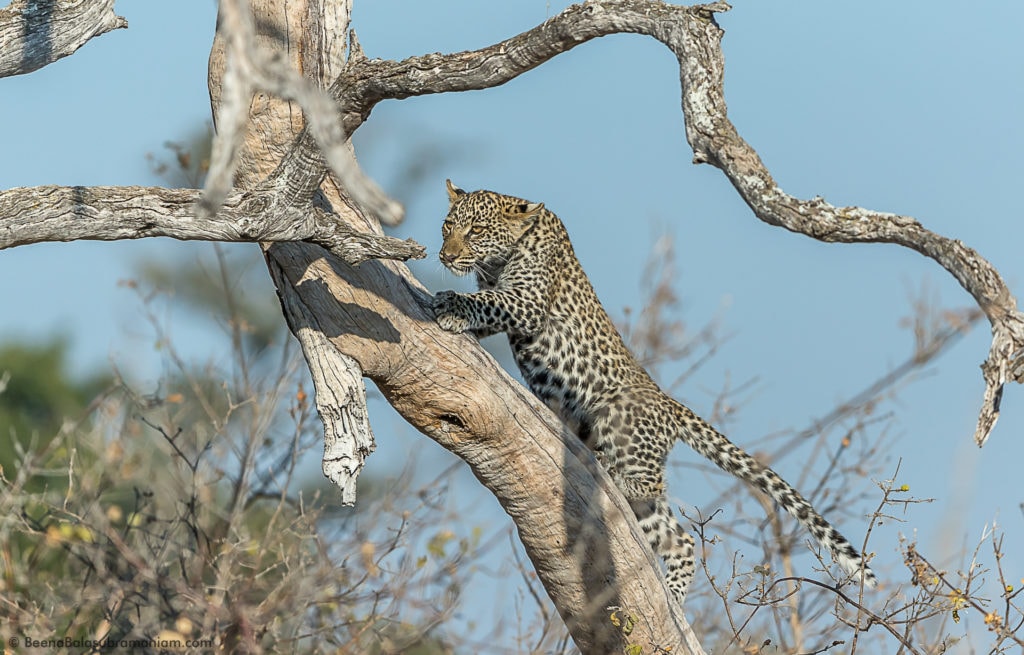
[205,0,698,652]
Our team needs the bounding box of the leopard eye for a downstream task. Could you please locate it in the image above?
[469,225,485,235]
[441,221,452,237]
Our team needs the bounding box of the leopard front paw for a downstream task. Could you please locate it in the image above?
[433,290,470,333]
[437,313,470,333]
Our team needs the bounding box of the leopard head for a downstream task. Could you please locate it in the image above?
[439,179,544,276]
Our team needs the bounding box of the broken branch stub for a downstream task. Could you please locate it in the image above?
[303,327,376,505]
[269,252,375,504]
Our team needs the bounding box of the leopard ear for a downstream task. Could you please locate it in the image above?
[446,179,465,204]
[506,201,543,238]
[516,202,544,217]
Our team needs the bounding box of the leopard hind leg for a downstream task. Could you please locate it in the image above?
[608,460,695,606]
[630,495,695,607]
[593,407,695,607]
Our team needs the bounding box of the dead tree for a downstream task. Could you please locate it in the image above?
[2,0,1021,652]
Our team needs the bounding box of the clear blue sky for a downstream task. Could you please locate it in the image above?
[2,0,1022,646]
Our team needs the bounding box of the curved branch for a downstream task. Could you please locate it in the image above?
[0,0,126,77]
[0,185,423,263]
[202,0,402,225]
[336,0,689,130]
[335,0,1021,446]
[268,0,691,206]
[666,6,1024,447]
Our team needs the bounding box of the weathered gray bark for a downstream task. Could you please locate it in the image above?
[0,185,422,262]
[276,273,375,505]
[201,0,402,225]
[0,0,126,77]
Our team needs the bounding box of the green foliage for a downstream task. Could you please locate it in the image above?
[0,337,109,435]
[0,337,110,488]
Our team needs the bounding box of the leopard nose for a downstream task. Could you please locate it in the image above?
[439,252,456,266]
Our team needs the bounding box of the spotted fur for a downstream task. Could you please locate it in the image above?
[433,181,876,606]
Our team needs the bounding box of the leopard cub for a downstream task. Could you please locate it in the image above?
[433,180,876,606]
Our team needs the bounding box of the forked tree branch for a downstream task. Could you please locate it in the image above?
[263,240,704,653]
[203,0,403,224]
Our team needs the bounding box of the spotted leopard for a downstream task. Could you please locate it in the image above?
[432,180,876,606]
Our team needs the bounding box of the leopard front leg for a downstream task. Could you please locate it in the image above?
[433,289,544,337]
[432,290,507,338]
[432,290,473,334]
